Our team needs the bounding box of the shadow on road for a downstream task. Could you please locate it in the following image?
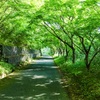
[0,57,69,100]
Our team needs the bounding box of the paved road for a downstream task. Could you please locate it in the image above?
[0,56,69,100]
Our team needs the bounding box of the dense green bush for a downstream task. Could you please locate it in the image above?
[0,61,15,77]
[54,56,100,100]
[54,56,66,65]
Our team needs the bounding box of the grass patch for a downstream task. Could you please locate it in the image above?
[0,61,15,78]
[54,56,100,100]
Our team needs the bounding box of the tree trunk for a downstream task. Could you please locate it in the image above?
[62,48,65,56]
[58,48,62,55]
[85,50,100,71]
[0,45,3,60]
[64,46,69,60]
[39,49,42,56]
[72,47,75,63]
[84,52,90,71]
[70,35,75,63]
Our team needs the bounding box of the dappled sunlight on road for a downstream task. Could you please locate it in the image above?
[0,57,69,100]
[32,75,47,79]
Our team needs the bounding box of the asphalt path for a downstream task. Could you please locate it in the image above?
[0,56,69,100]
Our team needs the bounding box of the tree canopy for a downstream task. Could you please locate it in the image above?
[0,0,100,70]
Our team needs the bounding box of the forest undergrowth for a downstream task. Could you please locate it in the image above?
[54,56,100,100]
[0,61,15,79]
[0,60,30,79]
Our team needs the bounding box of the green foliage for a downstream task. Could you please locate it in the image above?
[0,61,15,76]
[64,60,85,76]
[54,56,66,65]
[55,56,100,100]
[0,0,99,69]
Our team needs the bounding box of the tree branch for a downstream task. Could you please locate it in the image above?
[78,36,87,53]
[89,48,100,66]
[43,21,73,48]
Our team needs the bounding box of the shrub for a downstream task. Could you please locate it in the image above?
[54,56,100,100]
[54,56,66,65]
[0,61,15,77]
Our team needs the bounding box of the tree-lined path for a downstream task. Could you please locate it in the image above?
[0,56,69,100]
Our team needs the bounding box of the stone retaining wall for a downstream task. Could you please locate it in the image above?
[2,46,37,65]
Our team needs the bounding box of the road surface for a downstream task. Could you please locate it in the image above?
[0,56,69,100]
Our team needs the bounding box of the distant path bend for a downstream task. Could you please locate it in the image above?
[0,56,69,100]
